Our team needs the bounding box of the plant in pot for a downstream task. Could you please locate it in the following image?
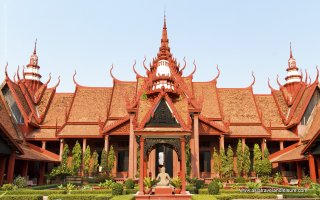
[301,175,312,188]
[143,177,156,194]
[171,176,182,194]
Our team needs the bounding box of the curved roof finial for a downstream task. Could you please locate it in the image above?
[305,69,308,83]
[13,73,17,83]
[277,74,283,88]
[311,66,319,85]
[22,65,26,80]
[132,60,144,78]
[53,76,61,89]
[44,73,52,86]
[5,62,9,80]
[268,78,276,91]
[212,64,220,82]
[143,56,150,73]
[248,71,256,87]
[17,65,21,81]
[179,57,186,74]
[109,64,121,82]
[73,70,81,86]
[186,60,197,78]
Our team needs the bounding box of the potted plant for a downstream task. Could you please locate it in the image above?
[301,175,312,188]
[273,172,283,185]
[171,176,182,194]
[143,177,155,194]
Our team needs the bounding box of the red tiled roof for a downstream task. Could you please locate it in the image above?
[255,95,285,127]
[108,82,137,118]
[26,128,57,140]
[272,90,290,119]
[42,93,73,126]
[68,87,112,122]
[271,129,299,140]
[218,88,260,123]
[37,88,55,117]
[193,82,222,119]
[303,104,320,141]
[228,125,270,137]
[16,143,59,162]
[270,143,307,163]
[58,124,101,137]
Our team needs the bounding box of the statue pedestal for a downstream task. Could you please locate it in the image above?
[154,186,173,195]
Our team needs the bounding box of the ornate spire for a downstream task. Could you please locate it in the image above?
[157,14,171,60]
[24,39,41,82]
[285,43,301,84]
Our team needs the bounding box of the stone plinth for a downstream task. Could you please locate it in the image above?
[135,191,192,200]
[154,186,173,195]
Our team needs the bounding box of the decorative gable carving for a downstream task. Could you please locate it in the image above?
[145,98,180,127]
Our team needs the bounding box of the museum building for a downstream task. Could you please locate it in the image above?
[1,18,320,186]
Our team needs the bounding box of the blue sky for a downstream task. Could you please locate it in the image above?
[0,1,320,93]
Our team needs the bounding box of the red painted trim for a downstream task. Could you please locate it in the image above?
[269,142,300,160]
[27,142,60,161]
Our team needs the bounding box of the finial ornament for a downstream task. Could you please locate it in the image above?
[249,71,256,87]
[213,64,220,82]
[34,38,37,54]
[290,42,292,58]
[277,75,283,88]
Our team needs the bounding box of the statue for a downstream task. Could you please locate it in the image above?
[156,167,171,186]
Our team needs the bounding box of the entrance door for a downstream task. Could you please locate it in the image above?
[155,145,173,177]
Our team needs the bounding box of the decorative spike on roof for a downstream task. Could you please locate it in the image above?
[285,43,301,85]
[24,39,42,82]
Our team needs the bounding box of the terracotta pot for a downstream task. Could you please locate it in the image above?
[144,188,152,194]
[174,188,181,194]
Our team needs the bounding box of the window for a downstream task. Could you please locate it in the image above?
[117,150,129,172]
[2,85,24,124]
[200,151,211,172]
[301,89,320,125]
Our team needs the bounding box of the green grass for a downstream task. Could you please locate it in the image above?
[110,195,134,200]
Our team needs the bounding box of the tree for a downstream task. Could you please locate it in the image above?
[91,150,99,174]
[212,147,221,177]
[71,141,82,175]
[49,144,72,182]
[260,147,272,176]
[107,145,115,177]
[186,142,191,176]
[220,148,227,178]
[236,140,244,177]
[226,145,234,177]
[101,149,108,173]
[243,144,251,176]
[253,143,262,176]
[83,145,91,176]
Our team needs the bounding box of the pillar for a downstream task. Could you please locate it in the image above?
[242,138,246,152]
[128,114,135,178]
[104,135,109,153]
[59,139,64,161]
[138,137,145,195]
[308,154,317,182]
[297,162,303,180]
[133,138,138,178]
[82,139,87,154]
[193,114,200,178]
[280,141,284,150]
[180,137,187,194]
[220,135,225,150]
[42,141,46,150]
[143,159,148,180]
[0,157,7,185]
[39,162,46,185]
[6,152,16,183]
[21,161,29,178]
[316,157,320,179]
[261,138,266,155]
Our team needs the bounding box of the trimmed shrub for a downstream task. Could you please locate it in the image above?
[283,193,317,198]
[6,190,64,195]
[112,182,124,195]
[71,190,112,194]
[0,195,42,200]
[13,176,27,188]
[234,176,245,183]
[186,185,197,194]
[208,181,220,195]
[124,178,135,189]
[229,193,276,199]
[124,189,138,194]
[1,184,17,191]
[195,180,205,189]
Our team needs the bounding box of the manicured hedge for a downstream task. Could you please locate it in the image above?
[31,184,59,190]
[48,194,112,200]
[192,195,217,200]
[124,189,138,194]
[0,195,42,200]
[110,195,134,200]
[70,189,112,194]
[229,193,277,199]
[1,190,65,195]
[198,188,240,194]
[283,193,318,198]
[263,183,305,189]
